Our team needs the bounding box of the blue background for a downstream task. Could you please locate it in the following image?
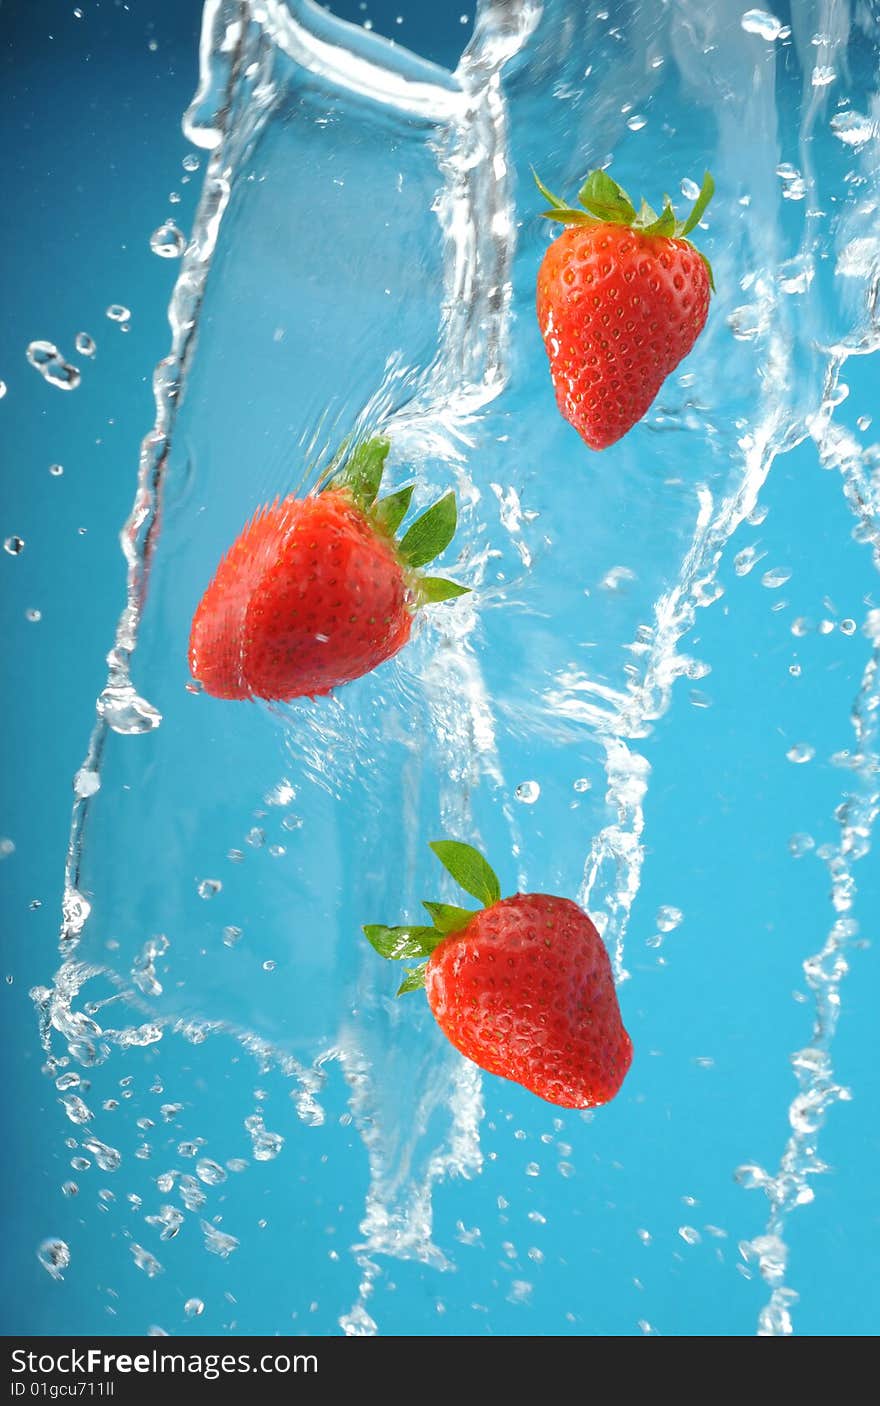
[2,0,879,1337]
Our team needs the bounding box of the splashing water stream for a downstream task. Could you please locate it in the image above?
[27,0,880,1335]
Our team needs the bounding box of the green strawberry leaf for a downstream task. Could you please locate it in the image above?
[419,576,470,604]
[540,208,597,225]
[344,436,390,509]
[638,200,676,237]
[634,197,658,226]
[422,901,476,934]
[699,251,716,293]
[531,167,568,210]
[362,924,440,960]
[397,962,428,996]
[429,840,501,908]
[578,169,636,224]
[678,169,715,238]
[399,492,457,569]
[373,483,414,536]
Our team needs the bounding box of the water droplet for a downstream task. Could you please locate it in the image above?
[197,878,221,899]
[626,113,647,131]
[656,905,683,933]
[150,221,186,259]
[680,177,700,200]
[168,190,181,204]
[131,1243,163,1277]
[761,566,792,589]
[856,415,872,432]
[840,618,856,635]
[73,768,101,798]
[515,781,540,804]
[37,1238,70,1280]
[740,9,782,40]
[75,332,96,357]
[196,1158,227,1186]
[184,1297,204,1318]
[4,535,24,556]
[106,305,131,323]
[26,341,81,391]
[786,742,815,765]
[182,153,200,173]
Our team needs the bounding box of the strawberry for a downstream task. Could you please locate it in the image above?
[364,841,632,1109]
[535,167,715,450]
[189,438,468,701]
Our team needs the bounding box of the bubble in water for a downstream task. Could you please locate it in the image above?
[196,1158,227,1186]
[0,381,6,399]
[811,65,836,87]
[37,1238,70,1280]
[786,742,815,765]
[201,1221,239,1258]
[222,925,242,948]
[75,332,96,357]
[262,959,276,972]
[150,221,186,259]
[184,1297,205,1318]
[245,1112,284,1161]
[60,1093,94,1126]
[680,177,700,200]
[25,608,42,623]
[856,415,872,432]
[4,535,24,556]
[789,663,801,677]
[727,305,764,341]
[829,109,875,148]
[182,153,200,172]
[178,1175,206,1211]
[247,826,265,848]
[678,1225,702,1245]
[81,1137,121,1172]
[626,113,647,131]
[656,905,683,933]
[131,1243,163,1277]
[601,565,636,592]
[26,341,81,391]
[733,544,766,577]
[789,833,815,859]
[146,1205,184,1241]
[573,777,591,793]
[106,305,131,323]
[197,879,222,899]
[49,463,64,477]
[97,682,162,735]
[839,619,856,635]
[61,1181,78,1197]
[740,9,783,40]
[761,566,792,589]
[0,839,14,859]
[515,781,540,804]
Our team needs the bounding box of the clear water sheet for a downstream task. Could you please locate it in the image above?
[35,0,880,1335]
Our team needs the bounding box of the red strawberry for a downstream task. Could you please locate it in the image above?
[189,438,469,702]
[364,841,632,1109]
[535,167,715,450]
